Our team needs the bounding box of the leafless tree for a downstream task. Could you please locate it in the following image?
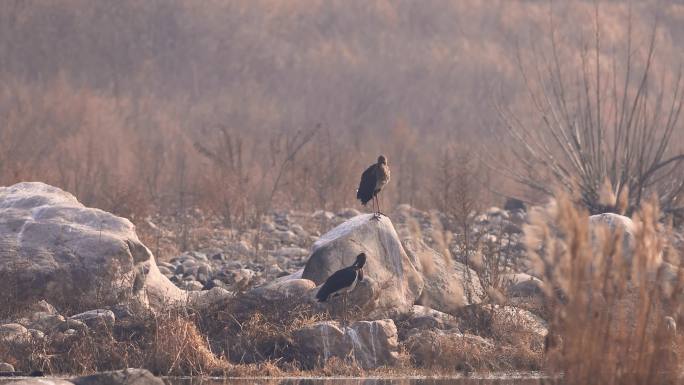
[194,124,250,227]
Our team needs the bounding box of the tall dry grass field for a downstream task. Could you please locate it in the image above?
[526,196,683,384]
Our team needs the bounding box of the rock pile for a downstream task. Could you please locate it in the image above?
[0,300,117,349]
[0,181,558,374]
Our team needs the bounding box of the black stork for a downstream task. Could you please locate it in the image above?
[316,253,366,321]
[357,155,391,219]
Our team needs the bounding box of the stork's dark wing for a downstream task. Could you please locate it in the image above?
[356,164,376,205]
[315,267,357,302]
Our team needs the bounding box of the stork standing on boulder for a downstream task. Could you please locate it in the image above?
[316,253,366,321]
[357,155,390,219]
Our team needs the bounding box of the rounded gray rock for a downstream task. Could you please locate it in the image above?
[69,309,115,329]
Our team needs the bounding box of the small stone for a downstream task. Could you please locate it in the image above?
[260,222,276,232]
[59,319,89,333]
[27,329,46,341]
[184,280,204,291]
[337,208,361,218]
[274,230,297,244]
[69,309,115,329]
[196,264,212,283]
[201,279,227,291]
[28,300,58,315]
[290,224,308,237]
[29,313,66,332]
[174,264,185,275]
[0,362,15,372]
[0,323,28,341]
[313,210,335,220]
[276,247,309,258]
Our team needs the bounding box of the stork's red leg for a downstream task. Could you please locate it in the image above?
[373,194,383,218]
[378,193,383,217]
[371,195,380,220]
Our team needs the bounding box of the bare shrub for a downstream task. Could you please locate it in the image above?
[499,5,684,217]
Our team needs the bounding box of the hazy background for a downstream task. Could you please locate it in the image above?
[1,0,683,226]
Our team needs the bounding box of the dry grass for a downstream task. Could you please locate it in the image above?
[0,309,229,376]
[197,292,329,366]
[526,195,683,384]
[402,328,542,374]
[142,311,227,376]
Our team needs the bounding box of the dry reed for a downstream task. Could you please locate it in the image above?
[526,195,683,384]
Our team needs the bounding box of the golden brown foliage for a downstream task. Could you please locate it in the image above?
[526,196,683,384]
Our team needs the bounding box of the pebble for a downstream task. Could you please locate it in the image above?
[27,329,46,341]
[158,206,526,300]
[184,281,204,291]
[70,309,115,329]
[29,312,66,332]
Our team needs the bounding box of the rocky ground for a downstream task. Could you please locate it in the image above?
[5,181,669,378]
[144,204,528,300]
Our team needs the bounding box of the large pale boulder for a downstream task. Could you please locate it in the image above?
[0,182,185,310]
[403,238,483,313]
[302,214,424,316]
[293,319,399,369]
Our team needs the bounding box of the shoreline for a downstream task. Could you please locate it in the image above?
[0,371,552,381]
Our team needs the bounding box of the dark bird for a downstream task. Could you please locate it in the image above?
[316,253,366,320]
[356,155,391,218]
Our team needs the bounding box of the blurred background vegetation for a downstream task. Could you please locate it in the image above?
[1,0,683,226]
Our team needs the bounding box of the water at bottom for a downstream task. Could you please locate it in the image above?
[164,376,552,385]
